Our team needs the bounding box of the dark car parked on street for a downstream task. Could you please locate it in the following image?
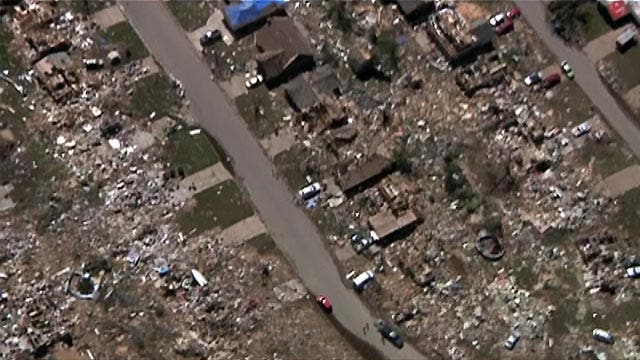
[376,320,404,348]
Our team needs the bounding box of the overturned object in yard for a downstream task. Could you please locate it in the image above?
[475,231,504,261]
[67,270,101,300]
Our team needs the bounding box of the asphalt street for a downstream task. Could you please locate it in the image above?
[118,1,426,359]
[515,0,640,159]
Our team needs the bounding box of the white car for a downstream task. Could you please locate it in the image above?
[298,182,321,200]
[504,332,520,350]
[489,13,505,27]
[571,122,591,137]
[352,270,374,291]
[561,60,574,79]
[626,266,640,278]
[592,329,614,344]
[245,71,264,89]
[350,233,373,253]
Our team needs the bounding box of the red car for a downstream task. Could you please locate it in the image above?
[495,19,514,35]
[316,295,332,312]
[542,73,561,89]
[507,7,521,20]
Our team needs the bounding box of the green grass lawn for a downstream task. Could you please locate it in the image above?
[0,83,27,130]
[177,180,254,235]
[165,125,220,176]
[5,141,68,212]
[606,45,640,92]
[0,31,22,73]
[167,1,216,32]
[576,2,612,42]
[609,187,640,238]
[235,85,288,139]
[129,73,181,119]
[273,144,312,190]
[102,22,149,62]
[67,0,114,15]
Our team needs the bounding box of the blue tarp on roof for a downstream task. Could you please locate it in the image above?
[224,0,285,31]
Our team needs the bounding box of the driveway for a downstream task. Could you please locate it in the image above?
[118,1,426,359]
[515,0,640,159]
[582,27,628,63]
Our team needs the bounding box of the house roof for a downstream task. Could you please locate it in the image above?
[339,154,393,192]
[284,75,318,111]
[223,0,284,32]
[255,17,313,79]
[34,51,71,76]
[310,64,341,97]
[396,0,429,16]
[255,50,286,79]
[606,0,629,21]
[368,210,418,239]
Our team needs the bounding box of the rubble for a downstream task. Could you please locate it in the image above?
[3,0,640,358]
[278,0,640,358]
[0,2,363,359]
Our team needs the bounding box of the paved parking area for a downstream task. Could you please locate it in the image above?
[92,5,126,29]
[624,84,640,115]
[140,56,160,76]
[219,74,247,99]
[541,64,561,77]
[218,215,267,246]
[596,164,640,197]
[187,10,234,53]
[583,27,627,63]
[259,128,297,159]
[172,162,232,203]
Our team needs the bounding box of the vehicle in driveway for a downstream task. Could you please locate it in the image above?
[375,319,404,348]
[504,332,520,350]
[626,266,640,278]
[542,73,561,89]
[495,19,514,35]
[561,60,574,79]
[350,232,373,253]
[571,121,591,137]
[245,70,264,89]
[352,270,374,292]
[592,328,614,344]
[297,182,322,200]
[616,27,638,52]
[316,295,332,312]
[524,71,542,86]
[489,13,505,27]
[199,30,222,47]
[507,7,521,19]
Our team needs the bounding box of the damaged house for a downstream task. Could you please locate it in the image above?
[395,0,435,23]
[254,16,315,88]
[338,154,394,196]
[455,52,507,97]
[285,65,341,112]
[368,210,419,243]
[223,0,286,34]
[34,51,76,102]
[427,6,494,66]
[284,76,318,112]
